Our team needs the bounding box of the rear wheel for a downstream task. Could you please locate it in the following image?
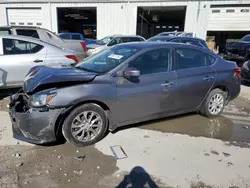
[62,103,108,147]
[200,88,226,118]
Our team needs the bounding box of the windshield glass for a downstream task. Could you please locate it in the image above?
[241,35,250,42]
[148,36,172,42]
[76,46,140,73]
[95,36,114,45]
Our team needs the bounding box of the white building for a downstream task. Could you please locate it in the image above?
[0,0,250,41]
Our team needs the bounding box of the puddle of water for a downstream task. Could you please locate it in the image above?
[138,113,250,144]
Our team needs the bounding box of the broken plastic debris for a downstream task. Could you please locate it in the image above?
[242,125,249,129]
[16,163,23,167]
[73,170,83,175]
[73,156,85,161]
[12,153,21,157]
[110,145,128,160]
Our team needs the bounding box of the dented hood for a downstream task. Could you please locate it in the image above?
[23,65,98,93]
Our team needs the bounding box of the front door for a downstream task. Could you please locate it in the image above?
[116,47,178,123]
[0,38,45,87]
[174,47,216,111]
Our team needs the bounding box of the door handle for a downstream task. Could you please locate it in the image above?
[203,76,214,81]
[33,59,43,63]
[161,81,175,87]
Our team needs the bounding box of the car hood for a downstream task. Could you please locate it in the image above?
[23,65,98,94]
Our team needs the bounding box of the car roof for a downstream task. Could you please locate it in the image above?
[115,41,204,50]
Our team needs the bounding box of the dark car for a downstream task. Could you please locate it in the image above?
[241,61,250,83]
[147,36,210,50]
[9,42,241,147]
[224,35,250,66]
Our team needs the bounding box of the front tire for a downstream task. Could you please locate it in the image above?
[62,103,108,147]
[200,88,226,118]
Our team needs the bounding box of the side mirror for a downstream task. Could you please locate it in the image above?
[123,67,140,78]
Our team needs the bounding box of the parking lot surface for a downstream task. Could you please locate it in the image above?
[1,86,250,188]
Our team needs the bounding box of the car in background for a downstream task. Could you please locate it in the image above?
[224,35,250,66]
[86,35,145,57]
[58,32,96,45]
[241,61,250,83]
[0,35,78,89]
[156,31,196,37]
[9,42,240,147]
[147,36,210,50]
[0,26,87,60]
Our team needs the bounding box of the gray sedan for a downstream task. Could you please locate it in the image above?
[9,42,241,147]
[0,35,78,89]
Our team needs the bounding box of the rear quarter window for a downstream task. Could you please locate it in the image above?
[205,54,216,66]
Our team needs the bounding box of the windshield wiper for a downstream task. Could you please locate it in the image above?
[75,66,100,73]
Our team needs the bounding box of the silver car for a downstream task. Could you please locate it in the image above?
[0,26,87,61]
[0,35,78,89]
[86,35,145,57]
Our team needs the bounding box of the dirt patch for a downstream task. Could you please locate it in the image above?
[0,143,118,188]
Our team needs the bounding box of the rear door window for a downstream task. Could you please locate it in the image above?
[175,48,207,70]
[3,38,43,55]
[16,29,40,39]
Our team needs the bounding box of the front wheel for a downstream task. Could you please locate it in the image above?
[62,103,108,147]
[200,88,226,118]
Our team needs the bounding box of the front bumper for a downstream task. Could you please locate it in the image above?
[9,94,65,144]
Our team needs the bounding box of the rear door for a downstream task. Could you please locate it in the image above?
[174,47,216,111]
[0,38,45,87]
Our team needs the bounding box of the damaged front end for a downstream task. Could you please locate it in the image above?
[9,90,65,144]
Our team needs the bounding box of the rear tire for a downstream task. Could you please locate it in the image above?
[62,103,108,147]
[200,88,226,118]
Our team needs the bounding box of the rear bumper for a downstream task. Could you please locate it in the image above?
[9,94,65,144]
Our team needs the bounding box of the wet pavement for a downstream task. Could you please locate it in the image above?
[1,92,250,187]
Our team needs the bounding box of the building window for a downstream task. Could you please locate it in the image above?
[226,9,235,13]
[241,9,249,13]
[212,9,220,13]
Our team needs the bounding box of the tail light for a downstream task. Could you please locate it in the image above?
[65,55,79,63]
[234,67,241,77]
[80,42,87,52]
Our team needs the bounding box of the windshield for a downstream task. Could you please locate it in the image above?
[148,36,172,42]
[95,36,114,45]
[76,46,140,73]
[241,35,250,42]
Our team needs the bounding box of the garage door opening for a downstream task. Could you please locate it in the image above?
[57,7,97,39]
[136,6,186,39]
[207,31,250,53]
